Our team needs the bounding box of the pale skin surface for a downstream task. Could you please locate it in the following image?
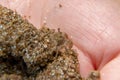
[0,0,120,80]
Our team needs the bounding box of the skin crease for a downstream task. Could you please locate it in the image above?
[1,0,120,80]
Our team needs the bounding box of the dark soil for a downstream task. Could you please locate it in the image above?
[0,5,100,80]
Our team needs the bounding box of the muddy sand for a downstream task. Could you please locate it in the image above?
[0,5,100,80]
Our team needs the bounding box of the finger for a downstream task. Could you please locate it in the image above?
[44,0,120,68]
[100,54,120,80]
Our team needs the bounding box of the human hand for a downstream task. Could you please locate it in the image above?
[1,0,120,80]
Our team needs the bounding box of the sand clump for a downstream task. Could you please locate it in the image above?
[0,5,100,80]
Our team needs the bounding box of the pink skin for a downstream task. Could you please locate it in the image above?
[1,0,120,79]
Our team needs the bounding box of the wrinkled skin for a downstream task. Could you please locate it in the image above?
[0,0,120,80]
